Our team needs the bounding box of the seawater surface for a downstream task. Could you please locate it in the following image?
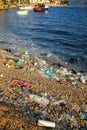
[0,7,87,72]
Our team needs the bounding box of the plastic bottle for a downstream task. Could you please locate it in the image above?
[29,94,49,106]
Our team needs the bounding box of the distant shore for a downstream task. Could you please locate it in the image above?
[0,3,69,11]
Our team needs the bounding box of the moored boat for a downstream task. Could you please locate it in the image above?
[41,5,49,12]
[33,4,49,12]
[19,5,33,10]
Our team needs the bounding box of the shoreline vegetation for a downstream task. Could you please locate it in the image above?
[0,48,87,129]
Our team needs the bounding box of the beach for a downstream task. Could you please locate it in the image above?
[0,49,87,130]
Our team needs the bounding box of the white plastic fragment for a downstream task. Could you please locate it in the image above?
[80,76,85,83]
[29,94,49,106]
[38,120,56,128]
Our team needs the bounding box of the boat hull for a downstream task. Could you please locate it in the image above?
[33,6,49,12]
[41,7,49,12]
[19,6,33,10]
[33,7,42,12]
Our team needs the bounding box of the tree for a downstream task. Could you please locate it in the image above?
[60,0,69,5]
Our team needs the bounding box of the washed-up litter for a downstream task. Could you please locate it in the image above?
[38,120,56,128]
[0,88,3,92]
[42,69,56,78]
[29,94,49,106]
[1,78,87,129]
[0,48,87,129]
[84,113,87,120]
[0,73,3,77]
[73,83,80,88]
[16,60,23,65]
[12,79,31,88]
[80,76,86,83]
[0,98,3,102]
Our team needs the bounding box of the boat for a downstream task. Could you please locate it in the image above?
[16,10,28,15]
[19,5,33,10]
[33,4,49,12]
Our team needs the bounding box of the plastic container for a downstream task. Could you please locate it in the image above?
[29,94,49,106]
[38,120,55,128]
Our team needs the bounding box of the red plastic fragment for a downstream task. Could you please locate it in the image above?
[12,79,31,88]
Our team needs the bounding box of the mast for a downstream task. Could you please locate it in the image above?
[19,0,21,5]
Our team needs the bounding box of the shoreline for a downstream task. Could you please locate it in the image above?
[0,42,86,74]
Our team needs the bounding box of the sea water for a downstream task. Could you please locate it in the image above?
[0,7,87,72]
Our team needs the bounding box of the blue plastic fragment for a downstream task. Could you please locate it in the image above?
[84,113,87,120]
[42,69,56,78]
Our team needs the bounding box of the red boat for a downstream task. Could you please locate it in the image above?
[33,4,49,12]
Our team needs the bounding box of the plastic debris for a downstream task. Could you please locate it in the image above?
[38,120,55,128]
[52,99,66,105]
[12,79,31,88]
[16,60,23,65]
[0,48,87,129]
[74,83,80,88]
[0,88,3,92]
[84,113,87,120]
[0,98,3,102]
[0,73,3,77]
[80,76,85,83]
[42,69,56,78]
[29,94,49,106]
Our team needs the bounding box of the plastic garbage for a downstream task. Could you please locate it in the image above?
[80,76,85,83]
[0,98,3,102]
[35,57,47,65]
[42,69,56,78]
[8,64,15,69]
[29,94,49,106]
[70,116,79,128]
[58,117,62,121]
[74,83,80,88]
[17,48,25,54]
[0,73,3,77]
[0,88,3,92]
[63,114,71,120]
[13,48,25,55]
[40,111,49,120]
[84,113,87,120]
[12,79,31,88]
[38,120,55,128]
[16,60,23,65]
[52,99,66,105]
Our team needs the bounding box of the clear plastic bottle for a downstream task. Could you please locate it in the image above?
[29,94,49,106]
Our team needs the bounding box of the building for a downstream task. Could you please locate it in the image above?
[29,0,50,4]
[0,0,4,9]
[0,0,4,5]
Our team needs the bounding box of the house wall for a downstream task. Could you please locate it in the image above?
[0,0,4,9]
[0,0,4,4]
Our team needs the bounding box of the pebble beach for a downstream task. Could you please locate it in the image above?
[0,48,87,130]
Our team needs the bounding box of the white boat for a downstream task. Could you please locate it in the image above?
[19,5,33,10]
[16,10,28,15]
